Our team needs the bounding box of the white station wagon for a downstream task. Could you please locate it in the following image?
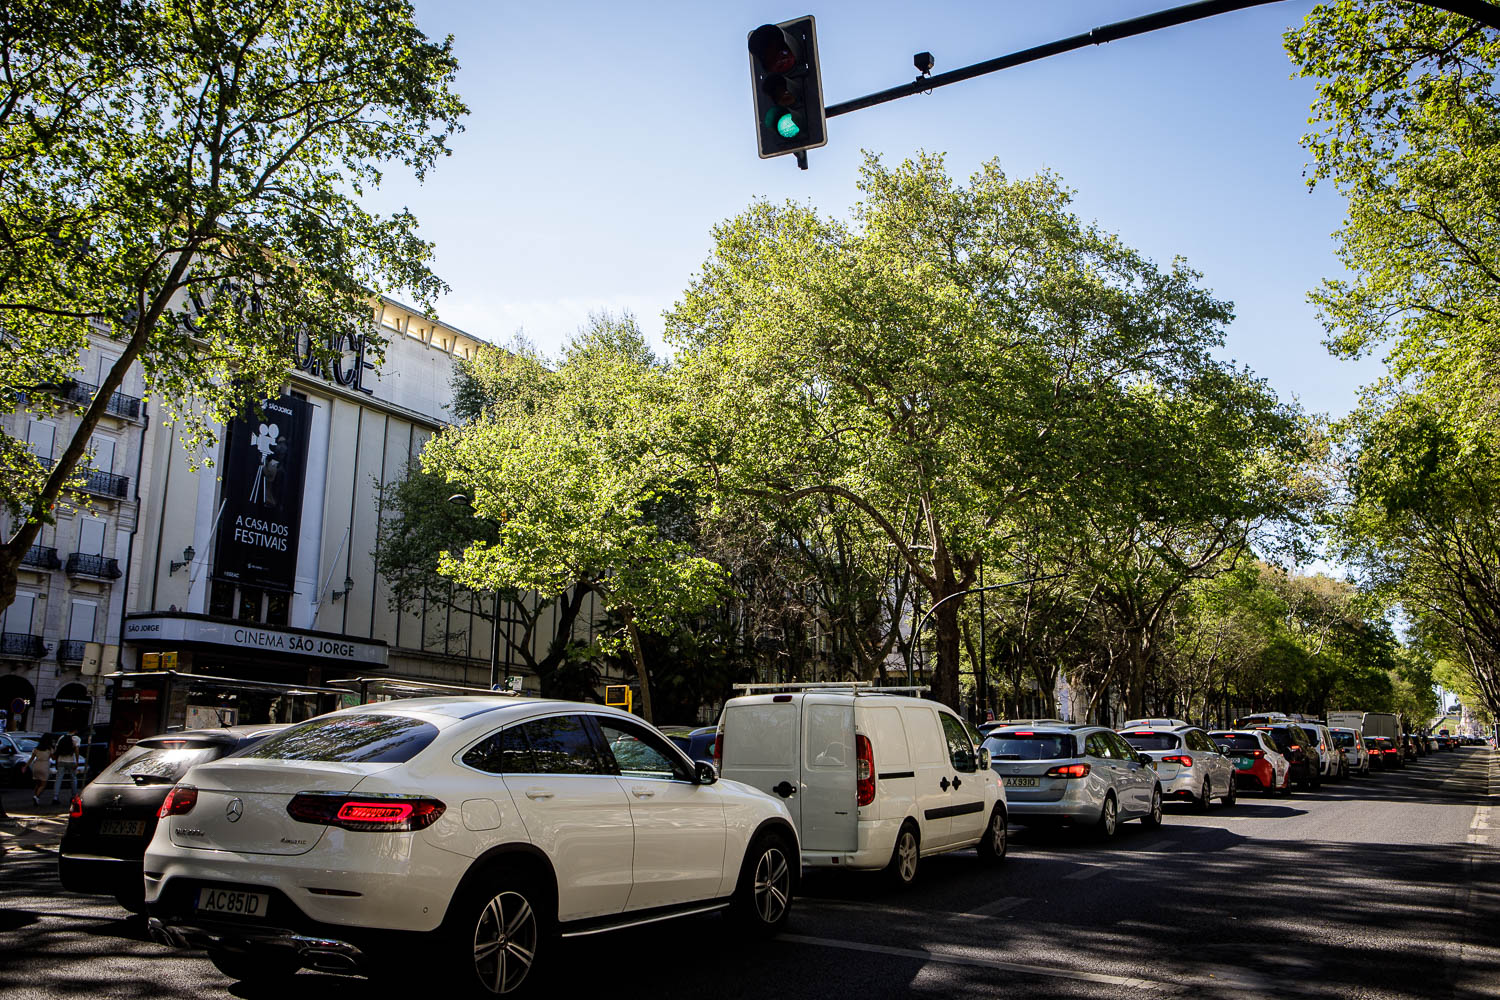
[144,697,798,996]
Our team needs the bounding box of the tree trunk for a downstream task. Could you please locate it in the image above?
[931,590,963,709]
[623,613,655,723]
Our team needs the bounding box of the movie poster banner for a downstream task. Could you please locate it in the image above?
[214,395,312,591]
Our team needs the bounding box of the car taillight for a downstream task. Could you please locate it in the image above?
[713,730,723,763]
[157,784,198,818]
[1249,749,1265,758]
[1044,763,1090,779]
[1289,745,1301,752]
[1161,755,1193,767]
[287,794,445,831]
[856,734,875,807]
[69,795,83,819]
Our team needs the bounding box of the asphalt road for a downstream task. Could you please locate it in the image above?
[1,748,1495,1000]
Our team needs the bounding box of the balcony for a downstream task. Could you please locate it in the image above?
[81,468,130,499]
[57,639,88,663]
[0,632,45,659]
[65,552,122,579]
[20,545,62,570]
[51,378,141,420]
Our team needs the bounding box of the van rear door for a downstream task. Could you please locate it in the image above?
[799,696,857,852]
[719,698,802,833]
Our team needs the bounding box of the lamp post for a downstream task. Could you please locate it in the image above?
[448,494,502,690]
[903,574,1064,688]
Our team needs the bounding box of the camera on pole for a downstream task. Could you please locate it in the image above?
[747,16,827,166]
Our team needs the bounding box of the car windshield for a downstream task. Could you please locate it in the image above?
[1119,732,1180,751]
[1332,731,1357,748]
[983,734,1073,760]
[1213,733,1262,751]
[98,742,225,785]
[236,713,439,763]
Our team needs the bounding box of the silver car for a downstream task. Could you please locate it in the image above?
[983,725,1162,839]
[1302,722,1344,780]
[1117,724,1237,810]
[1329,727,1370,776]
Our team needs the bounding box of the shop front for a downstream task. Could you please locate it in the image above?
[113,611,388,756]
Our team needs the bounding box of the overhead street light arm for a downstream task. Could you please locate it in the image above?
[903,573,1065,686]
[825,0,1500,121]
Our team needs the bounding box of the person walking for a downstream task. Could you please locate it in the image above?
[26,735,54,807]
[52,731,81,805]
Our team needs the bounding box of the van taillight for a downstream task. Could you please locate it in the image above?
[157,784,198,818]
[1044,763,1090,779]
[856,734,875,807]
[713,730,723,762]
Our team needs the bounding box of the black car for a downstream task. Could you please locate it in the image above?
[659,725,718,764]
[58,725,286,910]
[1250,724,1321,790]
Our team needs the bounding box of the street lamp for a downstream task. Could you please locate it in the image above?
[448,493,501,690]
[903,574,1064,686]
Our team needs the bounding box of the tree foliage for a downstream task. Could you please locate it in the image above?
[0,0,466,611]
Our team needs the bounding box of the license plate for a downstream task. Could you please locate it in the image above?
[99,819,146,837]
[196,888,269,918]
[1003,775,1039,787]
[1235,758,1253,769]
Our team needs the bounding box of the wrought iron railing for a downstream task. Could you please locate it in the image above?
[65,552,122,579]
[52,378,141,419]
[57,639,88,663]
[81,468,130,498]
[21,545,61,570]
[0,632,45,659]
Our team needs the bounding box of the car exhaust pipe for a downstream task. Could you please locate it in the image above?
[147,918,190,949]
[291,935,363,971]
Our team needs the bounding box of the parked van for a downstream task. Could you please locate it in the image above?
[717,684,1007,886]
[1360,712,1400,741]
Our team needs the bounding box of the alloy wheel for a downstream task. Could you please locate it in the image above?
[473,890,538,995]
[897,829,919,882]
[1101,796,1117,837]
[753,846,791,924]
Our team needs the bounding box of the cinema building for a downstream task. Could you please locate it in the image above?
[3,297,598,744]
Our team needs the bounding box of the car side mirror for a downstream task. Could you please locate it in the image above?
[977,747,991,770]
[694,760,718,785]
[1137,752,1152,766]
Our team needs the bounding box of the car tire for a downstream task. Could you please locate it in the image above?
[1194,779,1212,813]
[1310,768,1321,790]
[1095,793,1119,840]
[1223,780,1237,808]
[446,871,548,997]
[1141,786,1163,828]
[977,806,1007,863]
[208,946,300,984]
[888,821,921,886]
[732,832,795,935]
[1280,772,1294,797]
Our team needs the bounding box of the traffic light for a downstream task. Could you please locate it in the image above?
[747,17,826,162]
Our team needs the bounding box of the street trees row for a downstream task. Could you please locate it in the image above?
[406,153,1323,722]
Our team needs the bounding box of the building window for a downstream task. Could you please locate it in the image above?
[209,580,235,618]
[237,587,263,622]
[266,591,289,627]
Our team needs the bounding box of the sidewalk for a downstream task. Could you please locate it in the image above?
[0,787,71,853]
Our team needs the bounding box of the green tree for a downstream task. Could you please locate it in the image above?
[0,0,465,613]
[667,152,1301,710]
[424,318,729,722]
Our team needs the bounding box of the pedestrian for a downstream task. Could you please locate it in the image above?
[26,734,54,806]
[52,730,81,805]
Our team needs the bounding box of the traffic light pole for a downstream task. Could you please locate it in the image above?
[822,0,1500,123]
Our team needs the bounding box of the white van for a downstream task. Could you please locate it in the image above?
[716,684,1007,886]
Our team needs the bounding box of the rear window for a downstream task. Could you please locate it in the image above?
[1255,727,1295,751]
[237,714,438,764]
[1213,734,1262,750]
[1119,732,1180,751]
[984,734,1074,760]
[98,742,226,784]
[1332,731,1357,748]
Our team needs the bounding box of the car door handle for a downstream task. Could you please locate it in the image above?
[772,781,797,798]
[952,776,962,789]
[940,777,950,791]
[523,788,554,801]
[630,787,655,799]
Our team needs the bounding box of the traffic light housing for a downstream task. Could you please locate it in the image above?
[748,17,826,161]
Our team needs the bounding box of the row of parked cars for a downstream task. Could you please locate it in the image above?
[53,690,1469,997]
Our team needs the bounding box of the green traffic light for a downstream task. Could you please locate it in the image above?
[776,113,800,139]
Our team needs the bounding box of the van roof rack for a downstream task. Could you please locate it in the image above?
[731,681,932,696]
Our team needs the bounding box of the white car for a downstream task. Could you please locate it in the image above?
[718,688,1007,886]
[144,698,798,995]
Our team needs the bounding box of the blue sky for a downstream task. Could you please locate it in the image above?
[375,0,1381,422]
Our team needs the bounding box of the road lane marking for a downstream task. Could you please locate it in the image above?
[780,933,1179,992]
[1063,865,1104,880]
[964,895,1025,916]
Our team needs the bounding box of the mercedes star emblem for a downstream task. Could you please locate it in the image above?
[225,797,244,823]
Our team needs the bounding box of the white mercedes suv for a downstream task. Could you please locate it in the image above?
[144,698,799,995]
